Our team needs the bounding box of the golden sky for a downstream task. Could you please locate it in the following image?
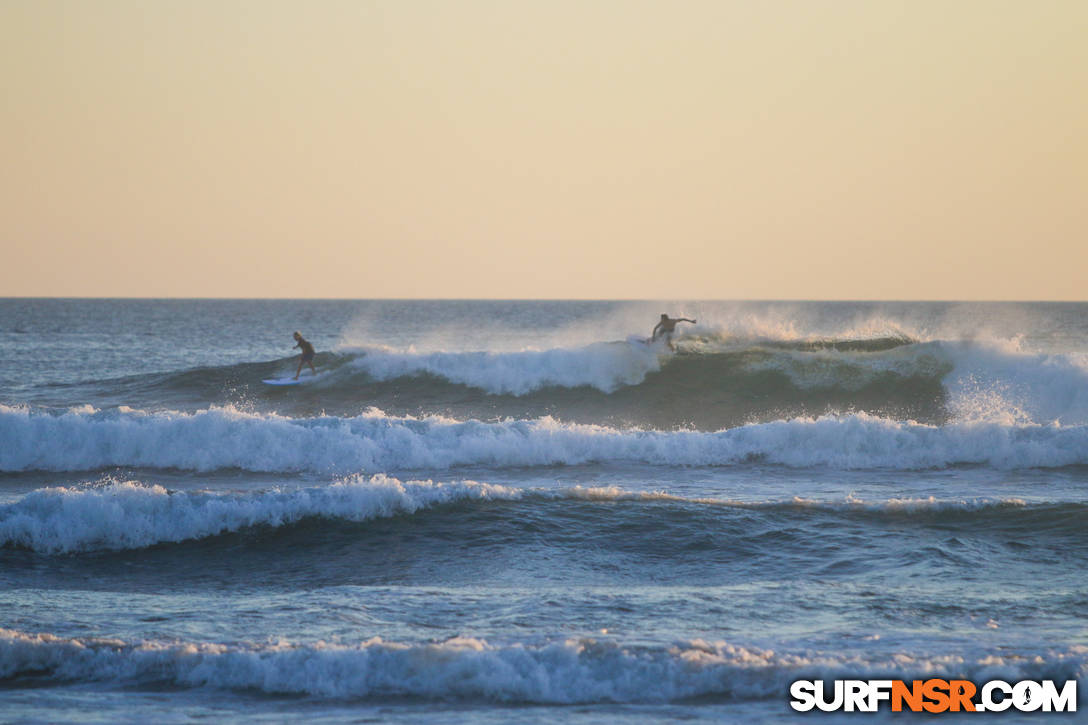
[2,0,1086,299]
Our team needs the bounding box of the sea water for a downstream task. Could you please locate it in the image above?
[1,300,1085,723]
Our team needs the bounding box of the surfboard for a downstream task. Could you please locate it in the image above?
[262,369,326,386]
[262,377,304,386]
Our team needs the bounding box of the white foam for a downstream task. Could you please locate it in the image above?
[3,404,1088,474]
[2,628,1083,702]
[565,487,1030,512]
[940,341,1088,425]
[0,475,520,554]
[345,341,665,395]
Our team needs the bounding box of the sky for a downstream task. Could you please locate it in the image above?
[2,0,1086,299]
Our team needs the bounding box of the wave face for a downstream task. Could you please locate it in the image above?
[342,335,928,394]
[342,338,1088,428]
[27,335,1088,432]
[345,342,666,395]
[2,628,1083,703]
[4,404,1088,475]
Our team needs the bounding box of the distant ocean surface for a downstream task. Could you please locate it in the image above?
[2,299,1086,723]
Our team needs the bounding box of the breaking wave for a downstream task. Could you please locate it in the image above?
[0,476,518,554]
[2,628,1083,703]
[3,404,1088,474]
[25,335,1088,433]
[1,477,1080,554]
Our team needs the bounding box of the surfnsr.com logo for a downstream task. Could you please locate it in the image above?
[790,679,1077,713]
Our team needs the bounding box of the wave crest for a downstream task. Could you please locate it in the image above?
[0,475,518,554]
[0,478,1073,555]
[3,405,1088,474]
[2,628,1083,702]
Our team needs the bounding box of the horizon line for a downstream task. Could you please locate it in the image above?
[3,296,1086,304]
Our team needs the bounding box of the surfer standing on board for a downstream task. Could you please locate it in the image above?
[651,314,696,350]
[292,331,316,379]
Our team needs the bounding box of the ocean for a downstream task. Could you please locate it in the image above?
[1,299,1085,723]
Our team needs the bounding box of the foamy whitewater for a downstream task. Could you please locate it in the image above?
[1,300,1086,723]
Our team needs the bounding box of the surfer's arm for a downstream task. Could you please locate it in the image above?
[651,323,664,339]
[680,318,696,324]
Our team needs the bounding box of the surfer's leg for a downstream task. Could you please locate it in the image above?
[294,358,303,379]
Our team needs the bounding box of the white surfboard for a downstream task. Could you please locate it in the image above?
[261,377,303,386]
[262,369,325,386]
